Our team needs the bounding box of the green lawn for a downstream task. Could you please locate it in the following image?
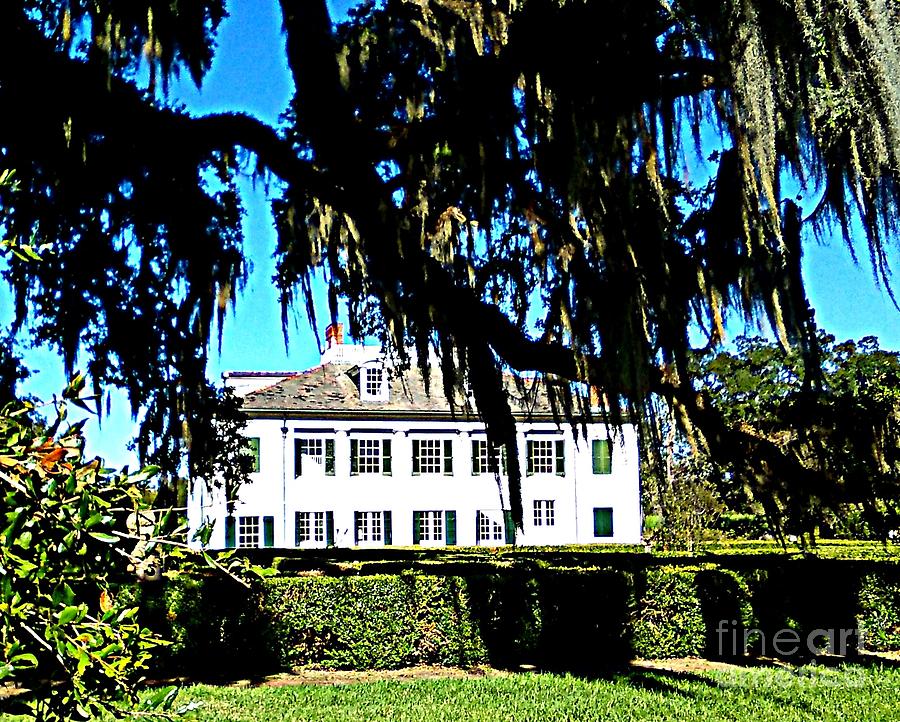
[4,663,899,721]
[157,664,900,722]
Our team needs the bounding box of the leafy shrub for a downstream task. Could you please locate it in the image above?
[858,570,900,651]
[0,382,169,720]
[143,552,900,673]
[631,567,706,658]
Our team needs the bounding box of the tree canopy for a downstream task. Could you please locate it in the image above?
[1,0,900,525]
[692,334,900,539]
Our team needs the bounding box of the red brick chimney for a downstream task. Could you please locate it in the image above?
[325,323,344,349]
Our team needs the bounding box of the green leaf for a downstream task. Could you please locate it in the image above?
[57,605,83,625]
[88,532,118,544]
[11,653,38,668]
[138,685,178,711]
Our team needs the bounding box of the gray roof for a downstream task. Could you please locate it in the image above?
[238,364,561,420]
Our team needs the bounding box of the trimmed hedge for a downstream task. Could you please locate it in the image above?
[137,556,900,676]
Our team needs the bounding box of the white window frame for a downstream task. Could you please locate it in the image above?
[237,515,260,548]
[416,439,443,474]
[356,438,384,474]
[298,438,324,466]
[360,363,388,401]
[478,510,506,545]
[472,439,506,475]
[533,499,556,527]
[528,439,556,475]
[356,511,384,544]
[295,437,335,477]
[296,511,326,545]
[417,510,445,545]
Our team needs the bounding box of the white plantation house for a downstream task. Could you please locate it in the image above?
[188,325,642,549]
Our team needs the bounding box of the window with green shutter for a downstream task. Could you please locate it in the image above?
[412,511,422,545]
[443,439,453,475]
[325,511,335,547]
[527,439,557,475]
[503,510,516,545]
[325,439,335,475]
[244,437,260,473]
[555,439,565,476]
[382,439,392,475]
[414,510,448,544]
[593,507,614,537]
[355,511,386,544]
[350,439,359,475]
[224,516,236,549]
[412,439,452,475]
[592,439,612,474]
[383,510,393,545]
[445,510,457,545]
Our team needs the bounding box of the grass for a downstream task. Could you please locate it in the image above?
[3,663,900,720]
[142,664,900,722]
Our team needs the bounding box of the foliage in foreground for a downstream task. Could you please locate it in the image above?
[644,334,900,546]
[0,382,171,721]
[129,665,900,722]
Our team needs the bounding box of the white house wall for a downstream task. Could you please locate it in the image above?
[190,416,642,549]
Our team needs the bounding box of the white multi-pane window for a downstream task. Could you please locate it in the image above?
[363,366,383,397]
[417,511,444,542]
[416,440,443,474]
[295,438,335,476]
[300,439,323,464]
[472,439,505,475]
[526,438,565,475]
[533,500,556,527]
[355,439,385,474]
[412,438,452,474]
[355,511,384,543]
[295,511,325,544]
[478,512,505,544]
[527,439,556,474]
[237,516,260,548]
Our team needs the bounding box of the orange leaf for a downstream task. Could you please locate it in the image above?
[39,448,66,469]
[99,590,114,613]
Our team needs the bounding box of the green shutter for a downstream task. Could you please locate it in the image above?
[443,439,453,475]
[384,511,393,545]
[593,507,614,537]
[353,512,361,545]
[503,510,516,545]
[294,439,304,477]
[224,516,236,549]
[526,441,534,475]
[555,439,565,476]
[350,439,359,475]
[325,439,335,475]
[412,439,420,475]
[263,516,275,547]
[445,510,457,546]
[475,511,481,545]
[382,439,392,475]
[593,439,612,474]
[412,511,422,545]
[471,441,480,475]
[294,512,301,546]
[325,511,335,547]
[248,437,260,473]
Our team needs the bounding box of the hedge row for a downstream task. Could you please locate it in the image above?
[135,559,900,677]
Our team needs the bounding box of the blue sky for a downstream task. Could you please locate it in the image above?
[6,0,900,468]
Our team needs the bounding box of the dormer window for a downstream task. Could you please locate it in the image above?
[360,363,388,401]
